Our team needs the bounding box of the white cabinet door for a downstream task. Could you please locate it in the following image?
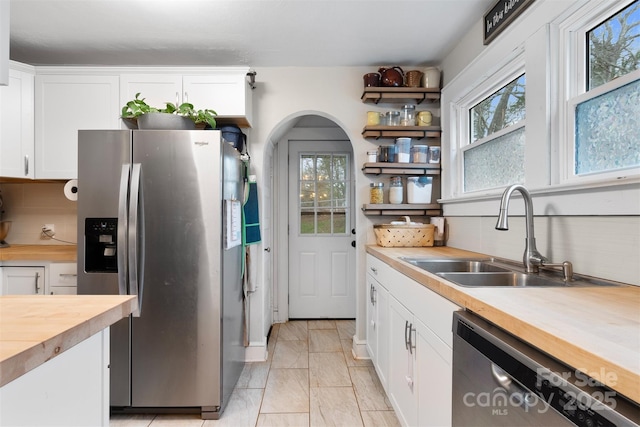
[0,67,34,178]
[120,74,182,115]
[366,274,378,361]
[365,273,390,391]
[183,72,252,126]
[35,75,120,179]
[1,266,45,295]
[415,318,453,427]
[388,296,417,427]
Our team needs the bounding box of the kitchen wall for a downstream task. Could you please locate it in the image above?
[0,182,77,245]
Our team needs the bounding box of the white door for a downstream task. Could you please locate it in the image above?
[288,140,355,319]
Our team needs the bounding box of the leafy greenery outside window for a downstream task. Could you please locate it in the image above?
[463,74,526,192]
[570,1,640,178]
[299,153,349,235]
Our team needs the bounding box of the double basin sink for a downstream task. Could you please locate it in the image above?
[401,258,620,288]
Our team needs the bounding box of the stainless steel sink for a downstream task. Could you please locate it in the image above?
[401,258,511,274]
[437,272,569,287]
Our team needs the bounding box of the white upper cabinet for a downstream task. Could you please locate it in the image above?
[35,74,120,179]
[119,74,183,114]
[121,69,253,127]
[0,65,35,178]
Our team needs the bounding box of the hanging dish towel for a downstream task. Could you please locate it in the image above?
[242,174,261,346]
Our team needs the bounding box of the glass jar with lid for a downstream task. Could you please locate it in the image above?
[400,104,416,126]
[370,183,384,204]
[389,176,403,204]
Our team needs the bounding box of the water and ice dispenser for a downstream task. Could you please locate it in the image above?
[84,218,118,272]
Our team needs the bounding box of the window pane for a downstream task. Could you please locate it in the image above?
[300,210,315,234]
[316,155,331,181]
[317,182,331,207]
[575,79,640,175]
[588,2,640,90]
[470,74,526,143]
[464,127,525,192]
[317,211,332,234]
[300,182,315,208]
[300,155,314,180]
[333,210,346,233]
[333,182,347,207]
[333,155,347,180]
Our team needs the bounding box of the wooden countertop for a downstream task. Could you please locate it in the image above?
[366,245,640,404]
[0,244,77,262]
[0,295,136,387]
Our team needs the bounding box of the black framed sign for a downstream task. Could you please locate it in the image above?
[484,0,535,45]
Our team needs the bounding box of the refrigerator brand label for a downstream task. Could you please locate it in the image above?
[194,141,209,146]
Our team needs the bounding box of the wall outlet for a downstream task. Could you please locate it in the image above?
[42,224,55,238]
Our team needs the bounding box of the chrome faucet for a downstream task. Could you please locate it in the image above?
[495,184,547,273]
[496,184,573,281]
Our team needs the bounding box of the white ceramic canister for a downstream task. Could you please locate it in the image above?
[407,176,433,204]
[395,137,411,163]
[423,67,441,89]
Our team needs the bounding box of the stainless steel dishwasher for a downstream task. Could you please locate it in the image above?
[452,311,640,426]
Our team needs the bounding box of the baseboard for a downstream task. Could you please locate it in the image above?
[351,336,371,360]
[244,341,268,362]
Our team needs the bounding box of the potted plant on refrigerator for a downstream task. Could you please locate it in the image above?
[121,93,217,129]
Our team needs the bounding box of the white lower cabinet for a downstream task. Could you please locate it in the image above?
[0,266,45,295]
[366,254,459,427]
[366,273,390,390]
[389,296,418,426]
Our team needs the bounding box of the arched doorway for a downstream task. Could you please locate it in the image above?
[268,114,356,322]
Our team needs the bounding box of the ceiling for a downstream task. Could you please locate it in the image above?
[10,0,494,67]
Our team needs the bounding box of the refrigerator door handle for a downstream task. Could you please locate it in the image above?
[128,163,144,317]
[117,164,130,297]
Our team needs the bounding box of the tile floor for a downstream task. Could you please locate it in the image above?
[110,320,400,427]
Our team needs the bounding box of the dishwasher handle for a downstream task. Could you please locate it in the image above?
[491,363,537,409]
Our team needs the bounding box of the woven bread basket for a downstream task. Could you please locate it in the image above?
[374,223,435,247]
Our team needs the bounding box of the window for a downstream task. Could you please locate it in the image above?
[299,153,349,235]
[463,74,526,192]
[569,0,640,178]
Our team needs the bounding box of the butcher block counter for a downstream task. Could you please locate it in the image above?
[0,295,136,426]
[0,294,136,386]
[367,245,640,404]
[0,244,76,262]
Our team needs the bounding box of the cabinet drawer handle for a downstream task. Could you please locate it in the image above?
[34,272,41,294]
[59,273,77,277]
[408,323,416,354]
[24,155,29,176]
[404,320,410,350]
[370,267,377,275]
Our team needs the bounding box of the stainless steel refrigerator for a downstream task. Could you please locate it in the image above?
[77,130,245,420]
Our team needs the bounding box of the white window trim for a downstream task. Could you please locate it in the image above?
[450,50,526,199]
[557,0,640,186]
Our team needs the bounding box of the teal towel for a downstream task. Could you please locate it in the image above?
[243,179,261,245]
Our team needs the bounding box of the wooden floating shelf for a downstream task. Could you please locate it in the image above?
[362,203,442,216]
[361,87,441,104]
[362,126,441,140]
[361,163,441,175]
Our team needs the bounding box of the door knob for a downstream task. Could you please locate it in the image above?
[264,247,271,252]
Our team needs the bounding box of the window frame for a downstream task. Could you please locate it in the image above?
[451,50,526,198]
[558,0,640,185]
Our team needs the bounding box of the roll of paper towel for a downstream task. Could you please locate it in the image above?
[64,179,78,201]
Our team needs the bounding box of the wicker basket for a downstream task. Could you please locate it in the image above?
[374,223,435,247]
